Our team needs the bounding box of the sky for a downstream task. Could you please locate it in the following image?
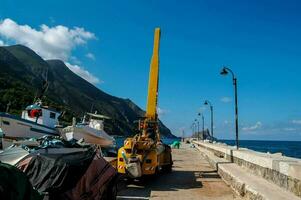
[1,0,301,140]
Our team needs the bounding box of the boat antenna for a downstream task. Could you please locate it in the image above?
[90,102,94,113]
[5,101,11,113]
[82,113,87,123]
[34,69,49,103]
[59,110,66,119]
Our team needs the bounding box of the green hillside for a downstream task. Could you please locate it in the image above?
[0,45,175,138]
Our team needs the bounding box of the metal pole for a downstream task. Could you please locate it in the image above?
[194,123,198,137]
[192,123,196,138]
[234,78,239,149]
[197,121,200,140]
[221,67,239,149]
[194,123,197,138]
[6,101,11,113]
[210,105,213,141]
[202,115,204,140]
[204,100,214,142]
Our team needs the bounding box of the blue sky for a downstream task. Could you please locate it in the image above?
[1,0,301,140]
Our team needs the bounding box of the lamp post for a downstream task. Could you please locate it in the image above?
[191,123,195,137]
[193,122,197,138]
[198,113,205,140]
[195,119,199,140]
[220,66,239,149]
[204,100,214,141]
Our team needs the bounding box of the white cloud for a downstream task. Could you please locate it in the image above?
[221,96,232,103]
[70,56,81,65]
[0,18,100,84]
[157,107,169,117]
[0,18,95,60]
[292,120,301,125]
[65,62,100,84]
[86,53,95,60]
[0,39,8,46]
[242,121,262,131]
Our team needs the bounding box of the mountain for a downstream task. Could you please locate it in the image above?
[0,44,175,138]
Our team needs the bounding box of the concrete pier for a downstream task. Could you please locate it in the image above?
[117,144,240,200]
[193,140,301,200]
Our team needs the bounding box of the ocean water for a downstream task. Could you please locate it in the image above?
[115,137,180,148]
[219,139,301,159]
[115,137,301,159]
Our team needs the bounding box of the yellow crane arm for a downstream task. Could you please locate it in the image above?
[145,28,160,120]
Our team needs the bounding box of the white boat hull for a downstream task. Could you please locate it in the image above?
[0,112,59,139]
[61,126,114,147]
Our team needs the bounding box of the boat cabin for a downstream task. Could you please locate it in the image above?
[84,112,111,131]
[21,104,61,128]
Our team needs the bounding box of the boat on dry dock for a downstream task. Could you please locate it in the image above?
[60,112,115,147]
[0,100,61,142]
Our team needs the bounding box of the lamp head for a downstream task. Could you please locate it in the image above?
[204,100,208,105]
[220,67,228,76]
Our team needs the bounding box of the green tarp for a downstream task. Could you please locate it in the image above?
[0,162,42,200]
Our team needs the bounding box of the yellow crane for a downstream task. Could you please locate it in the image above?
[117,28,172,178]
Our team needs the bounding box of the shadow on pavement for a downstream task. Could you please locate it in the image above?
[117,168,222,199]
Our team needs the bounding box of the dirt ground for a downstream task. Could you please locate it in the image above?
[117,143,241,200]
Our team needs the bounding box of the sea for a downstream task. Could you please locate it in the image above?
[115,137,301,159]
[219,139,301,159]
[115,137,180,148]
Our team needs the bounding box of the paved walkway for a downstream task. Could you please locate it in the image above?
[117,144,240,200]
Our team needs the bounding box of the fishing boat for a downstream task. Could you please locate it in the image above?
[60,112,115,147]
[0,100,61,140]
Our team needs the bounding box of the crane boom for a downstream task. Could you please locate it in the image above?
[146,28,160,120]
[117,28,172,178]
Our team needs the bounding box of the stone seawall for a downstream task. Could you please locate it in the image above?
[192,140,301,198]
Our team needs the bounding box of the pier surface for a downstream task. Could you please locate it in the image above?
[117,144,240,200]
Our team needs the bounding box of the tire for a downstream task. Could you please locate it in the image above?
[162,155,172,173]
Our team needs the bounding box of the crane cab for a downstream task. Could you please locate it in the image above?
[117,136,172,177]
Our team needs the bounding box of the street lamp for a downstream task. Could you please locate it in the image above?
[191,122,195,137]
[198,113,205,140]
[220,66,239,149]
[204,100,214,141]
[195,119,199,140]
